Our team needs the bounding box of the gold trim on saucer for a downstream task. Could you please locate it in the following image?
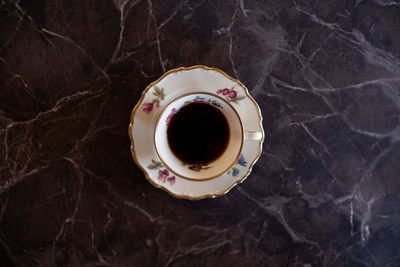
[128,65,265,200]
[153,91,244,182]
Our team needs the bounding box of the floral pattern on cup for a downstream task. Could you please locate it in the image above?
[143,85,165,113]
[147,159,176,185]
[165,97,222,125]
[227,154,247,177]
[184,96,223,109]
[166,108,177,124]
[217,87,246,104]
[188,165,211,172]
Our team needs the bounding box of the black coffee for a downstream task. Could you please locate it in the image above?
[167,102,230,165]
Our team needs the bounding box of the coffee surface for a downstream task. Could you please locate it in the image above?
[167,102,229,165]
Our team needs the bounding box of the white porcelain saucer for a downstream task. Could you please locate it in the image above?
[129,65,264,200]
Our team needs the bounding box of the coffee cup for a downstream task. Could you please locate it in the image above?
[154,92,262,181]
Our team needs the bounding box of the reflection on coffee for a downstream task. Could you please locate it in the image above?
[167,102,230,165]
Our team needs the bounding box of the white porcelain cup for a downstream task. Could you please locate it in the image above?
[154,92,262,181]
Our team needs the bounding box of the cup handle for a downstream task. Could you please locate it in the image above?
[245,131,263,141]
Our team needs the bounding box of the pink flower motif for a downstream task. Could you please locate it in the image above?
[228,90,237,98]
[166,108,176,124]
[222,88,230,95]
[143,102,154,113]
[189,165,202,171]
[217,89,223,94]
[169,176,176,185]
[158,169,169,181]
[156,103,161,109]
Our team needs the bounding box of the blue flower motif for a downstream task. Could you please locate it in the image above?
[237,154,247,167]
[211,102,223,109]
[193,96,206,102]
[232,167,240,177]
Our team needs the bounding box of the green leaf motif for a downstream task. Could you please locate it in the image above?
[228,95,246,104]
[154,85,162,94]
[152,85,166,99]
[148,160,163,170]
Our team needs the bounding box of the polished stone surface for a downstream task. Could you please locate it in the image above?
[1,0,400,266]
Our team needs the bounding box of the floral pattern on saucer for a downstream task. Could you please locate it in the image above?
[148,159,176,185]
[143,86,165,113]
[217,87,246,104]
[227,154,247,177]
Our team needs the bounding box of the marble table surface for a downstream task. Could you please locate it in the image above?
[1,0,400,266]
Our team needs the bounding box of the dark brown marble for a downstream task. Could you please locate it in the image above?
[1,0,400,266]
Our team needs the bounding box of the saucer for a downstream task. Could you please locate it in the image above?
[129,65,264,200]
